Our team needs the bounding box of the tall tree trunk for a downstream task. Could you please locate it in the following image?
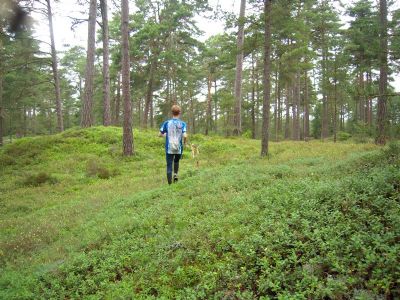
[368,70,373,127]
[261,0,272,157]
[190,91,195,134]
[100,0,111,126]
[251,52,256,139]
[333,55,338,143]
[377,0,388,146]
[293,72,300,140]
[115,72,121,125]
[359,71,365,123]
[0,75,3,147]
[32,106,36,135]
[285,85,290,139]
[205,73,212,135]
[23,106,27,137]
[304,70,309,140]
[81,0,97,127]
[233,0,246,136]
[274,68,278,141]
[214,79,218,132]
[121,0,134,155]
[150,96,154,128]
[277,62,282,134]
[143,56,157,128]
[47,0,64,132]
[321,50,328,139]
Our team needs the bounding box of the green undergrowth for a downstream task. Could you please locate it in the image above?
[0,127,399,299]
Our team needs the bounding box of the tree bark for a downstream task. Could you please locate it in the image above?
[233,0,246,136]
[121,0,134,155]
[304,70,309,140]
[292,72,300,140]
[321,49,328,139]
[81,0,97,127]
[261,0,272,157]
[205,73,212,135]
[47,0,64,132]
[274,68,278,141]
[214,79,218,132]
[100,0,112,126]
[251,52,256,139]
[376,0,388,145]
[0,75,3,147]
[285,85,290,139]
[115,72,121,125]
[190,91,195,134]
[143,55,157,128]
[333,55,338,143]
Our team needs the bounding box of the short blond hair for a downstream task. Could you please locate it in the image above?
[171,105,181,116]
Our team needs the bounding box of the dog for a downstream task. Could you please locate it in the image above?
[190,143,199,159]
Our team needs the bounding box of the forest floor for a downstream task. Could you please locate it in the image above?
[0,127,399,299]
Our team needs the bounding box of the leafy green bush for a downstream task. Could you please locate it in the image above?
[337,131,351,141]
[22,172,57,186]
[0,154,16,167]
[85,158,118,179]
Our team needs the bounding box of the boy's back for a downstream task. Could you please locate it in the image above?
[161,118,187,154]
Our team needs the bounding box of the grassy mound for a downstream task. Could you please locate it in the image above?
[0,127,398,299]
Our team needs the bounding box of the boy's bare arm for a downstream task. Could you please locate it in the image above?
[183,133,187,145]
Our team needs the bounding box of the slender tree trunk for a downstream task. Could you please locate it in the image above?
[321,49,328,139]
[214,79,218,132]
[47,0,64,132]
[115,72,121,125]
[233,0,246,136]
[261,0,272,157]
[377,0,388,145]
[333,55,338,143]
[274,68,278,141]
[285,85,290,139]
[143,56,157,128]
[293,72,300,140]
[256,56,261,137]
[100,0,111,126]
[359,71,365,123]
[368,70,373,127]
[81,0,97,127]
[111,78,116,123]
[304,71,309,140]
[0,75,3,147]
[251,53,256,139]
[190,91,195,134]
[48,105,52,134]
[150,96,154,128]
[205,73,212,135]
[32,106,36,135]
[121,0,134,155]
[23,106,27,137]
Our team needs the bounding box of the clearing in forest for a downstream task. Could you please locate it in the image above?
[0,127,399,299]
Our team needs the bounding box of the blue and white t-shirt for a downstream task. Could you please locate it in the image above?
[160,118,187,154]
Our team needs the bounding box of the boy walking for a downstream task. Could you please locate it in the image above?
[159,105,187,184]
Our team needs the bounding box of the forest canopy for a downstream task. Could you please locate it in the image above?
[0,0,399,153]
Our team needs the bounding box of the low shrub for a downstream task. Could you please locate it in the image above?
[337,131,351,141]
[85,158,118,179]
[0,154,16,167]
[23,172,57,187]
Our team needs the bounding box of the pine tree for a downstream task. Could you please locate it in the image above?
[121,0,134,155]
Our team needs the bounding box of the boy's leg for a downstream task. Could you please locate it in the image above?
[173,154,181,182]
[166,154,173,184]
